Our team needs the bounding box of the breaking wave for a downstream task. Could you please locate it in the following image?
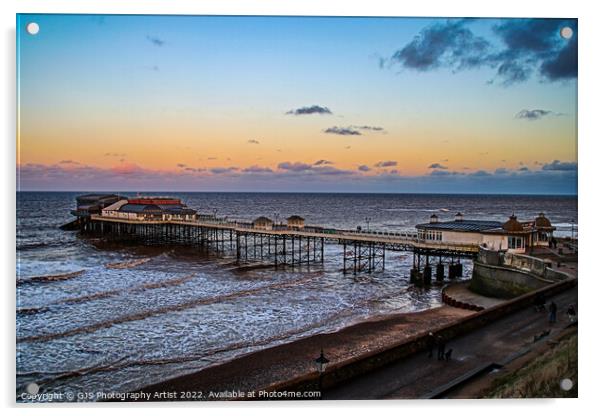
[18,273,321,343]
[17,270,85,287]
[105,258,152,270]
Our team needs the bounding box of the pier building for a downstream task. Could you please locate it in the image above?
[253,216,274,231]
[416,213,556,254]
[101,196,197,221]
[71,194,126,218]
[287,215,305,230]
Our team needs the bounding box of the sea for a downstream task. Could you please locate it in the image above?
[16,192,578,401]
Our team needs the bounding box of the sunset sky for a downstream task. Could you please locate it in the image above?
[17,14,577,193]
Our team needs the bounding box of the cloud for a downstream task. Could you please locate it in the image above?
[314,159,333,166]
[184,167,206,173]
[146,35,165,47]
[428,163,448,169]
[519,166,530,171]
[495,168,510,175]
[17,161,576,194]
[470,170,492,177]
[491,19,577,84]
[390,19,491,72]
[387,18,577,85]
[104,152,126,158]
[286,105,332,116]
[210,167,238,174]
[111,162,144,176]
[515,109,555,120]
[351,125,386,133]
[374,160,397,168]
[540,35,577,80]
[242,165,273,173]
[58,160,80,165]
[176,163,187,168]
[248,139,260,144]
[430,169,458,176]
[324,126,361,136]
[542,160,577,171]
[276,161,355,177]
[277,162,313,172]
[358,165,371,172]
[313,166,354,176]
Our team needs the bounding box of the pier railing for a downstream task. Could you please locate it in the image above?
[89,214,479,253]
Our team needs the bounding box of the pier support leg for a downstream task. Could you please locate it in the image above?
[410,268,420,284]
[436,263,445,281]
[423,265,432,286]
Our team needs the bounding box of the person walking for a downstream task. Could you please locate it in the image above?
[567,304,576,323]
[437,336,446,361]
[548,301,557,324]
[427,332,436,358]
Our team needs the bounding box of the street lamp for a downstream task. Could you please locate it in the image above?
[365,217,372,232]
[570,219,575,241]
[314,349,330,399]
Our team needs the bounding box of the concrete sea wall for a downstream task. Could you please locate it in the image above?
[469,248,571,299]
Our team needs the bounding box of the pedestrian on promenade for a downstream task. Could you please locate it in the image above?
[437,336,446,361]
[534,292,546,312]
[567,304,576,323]
[427,332,436,358]
[548,301,557,324]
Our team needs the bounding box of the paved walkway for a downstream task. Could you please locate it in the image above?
[324,286,577,399]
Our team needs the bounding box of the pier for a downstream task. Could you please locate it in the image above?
[83,214,478,282]
[68,194,560,285]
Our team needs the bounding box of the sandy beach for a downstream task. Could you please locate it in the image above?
[134,305,474,399]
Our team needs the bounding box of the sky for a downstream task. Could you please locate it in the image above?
[16,14,577,194]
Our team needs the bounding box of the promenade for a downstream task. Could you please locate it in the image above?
[324,285,577,399]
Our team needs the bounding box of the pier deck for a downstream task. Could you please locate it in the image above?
[87,214,478,278]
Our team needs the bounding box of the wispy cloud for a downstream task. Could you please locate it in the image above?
[248,139,260,144]
[146,35,165,47]
[374,160,397,168]
[358,165,371,172]
[515,109,559,120]
[277,162,313,172]
[210,167,239,174]
[428,163,448,169]
[351,125,386,133]
[242,165,273,173]
[542,160,577,171]
[286,105,332,116]
[314,159,333,166]
[323,126,361,136]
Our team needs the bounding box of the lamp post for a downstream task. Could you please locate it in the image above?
[570,219,575,241]
[314,349,330,399]
[365,217,371,232]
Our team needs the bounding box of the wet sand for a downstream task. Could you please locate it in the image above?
[135,305,474,399]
